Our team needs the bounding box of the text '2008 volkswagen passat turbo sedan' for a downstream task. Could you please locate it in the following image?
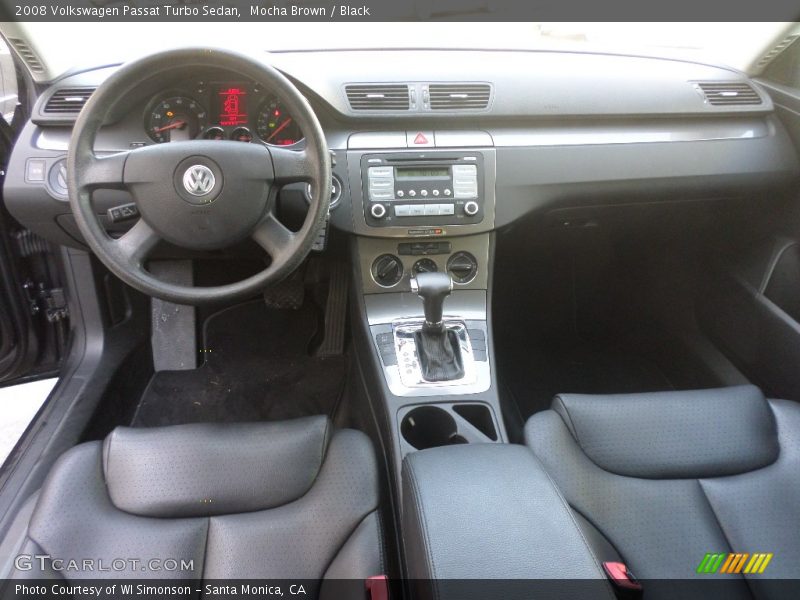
[0,18,798,600]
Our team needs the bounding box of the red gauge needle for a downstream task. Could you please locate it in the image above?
[267,118,293,142]
[153,120,187,133]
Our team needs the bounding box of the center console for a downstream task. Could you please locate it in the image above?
[346,132,505,481]
[347,132,609,593]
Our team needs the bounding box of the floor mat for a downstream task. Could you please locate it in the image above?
[132,300,346,427]
[499,333,675,421]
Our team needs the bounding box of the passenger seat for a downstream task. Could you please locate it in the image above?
[525,385,799,599]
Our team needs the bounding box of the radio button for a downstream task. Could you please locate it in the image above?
[444,189,452,196]
[397,190,405,198]
[368,166,394,178]
[369,189,394,201]
[439,204,455,215]
[409,190,417,197]
[454,187,478,199]
[369,178,394,189]
[452,164,478,176]
[409,205,426,216]
[424,204,440,216]
[432,189,440,197]
[421,190,428,197]
[394,205,411,217]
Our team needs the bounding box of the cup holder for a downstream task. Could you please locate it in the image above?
[401,406,468,451]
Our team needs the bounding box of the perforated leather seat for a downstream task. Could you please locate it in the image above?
[8,416,385,589]
[526,385,800,599]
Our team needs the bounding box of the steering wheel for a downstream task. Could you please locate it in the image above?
[67,48,330,305]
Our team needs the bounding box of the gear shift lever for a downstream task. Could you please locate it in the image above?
[410,272,453,332]
[410,271,464,381]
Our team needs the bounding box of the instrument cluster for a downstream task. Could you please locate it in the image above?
[144,80,304,147]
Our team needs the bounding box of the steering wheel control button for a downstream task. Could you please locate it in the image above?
[371,203,387,219]
[107,203,140,223]
[182,164,216,197]
[371,254,404,287]
[464,201,480,216]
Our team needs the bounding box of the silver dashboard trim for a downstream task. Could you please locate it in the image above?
[364,289,487,325]
[485,119,770,147]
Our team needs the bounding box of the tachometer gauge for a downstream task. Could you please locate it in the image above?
[146,96,208,143]
[256,96,303,146]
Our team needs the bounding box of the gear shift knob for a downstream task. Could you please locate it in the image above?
[410,271,453,331]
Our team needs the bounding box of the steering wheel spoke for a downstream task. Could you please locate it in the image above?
[252,213,296,260]
[112,218,161,267]
[82,150,130,190]
[269,147,313,184]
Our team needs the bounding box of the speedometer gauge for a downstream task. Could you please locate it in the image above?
[256,96,303,146]
[146,96,208,143]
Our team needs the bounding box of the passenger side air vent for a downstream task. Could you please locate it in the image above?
[345,84,410,111]
[7,38,44,74]
[756,34,800,69]
[44,87,96,113]
[695,82,762,106]
[428,83,491,110]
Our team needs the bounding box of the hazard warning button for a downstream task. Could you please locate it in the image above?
[407,131,435,147]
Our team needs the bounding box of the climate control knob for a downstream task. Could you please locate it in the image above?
[464,201,480,216]
[447,251,478,284]
[370,203,387,219]
[371,254,404,287]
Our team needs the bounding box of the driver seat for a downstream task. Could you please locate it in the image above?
[7,416,385,587]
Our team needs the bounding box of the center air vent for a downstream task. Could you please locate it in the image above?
[346,84,410,111]
[428,83,491,110]
[695,82,762,106]
[44,87,96,113]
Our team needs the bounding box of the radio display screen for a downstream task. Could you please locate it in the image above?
[396,167,450,179]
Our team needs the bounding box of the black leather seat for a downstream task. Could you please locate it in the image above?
[9,416,385,587]
[526,385,800,599]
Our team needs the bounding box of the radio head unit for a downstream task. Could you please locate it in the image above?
[361,152,486,227]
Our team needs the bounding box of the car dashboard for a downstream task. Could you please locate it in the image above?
[5,49,799,253]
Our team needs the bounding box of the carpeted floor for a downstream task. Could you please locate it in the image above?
[132,300,346,426]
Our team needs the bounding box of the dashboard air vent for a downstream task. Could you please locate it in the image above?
[345,84,410,111]
[7,38,44,74]
[44,88,96,113]
[756,34,800,68]
[429,83,491,110]
[695,82,762,106]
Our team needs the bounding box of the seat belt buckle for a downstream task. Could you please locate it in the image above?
[603,562,643,597]
[365,575,389,600]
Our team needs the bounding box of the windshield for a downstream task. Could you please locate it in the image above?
[7,22,795,79]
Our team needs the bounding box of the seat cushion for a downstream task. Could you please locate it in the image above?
[13,417,385,584]
[103,417,331,517]
[526,386,800,596]
[549,385,778,478]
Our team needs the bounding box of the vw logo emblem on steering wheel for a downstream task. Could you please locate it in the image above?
[182,164,216,196]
